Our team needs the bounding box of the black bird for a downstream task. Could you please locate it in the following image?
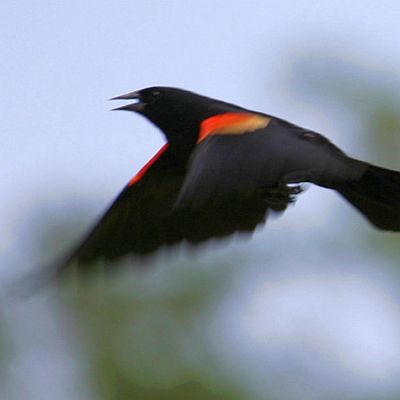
[50,87,400,276]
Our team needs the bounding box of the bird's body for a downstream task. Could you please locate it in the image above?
[49,87,400,276]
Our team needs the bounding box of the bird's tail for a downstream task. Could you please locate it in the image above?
[335,163,400,231]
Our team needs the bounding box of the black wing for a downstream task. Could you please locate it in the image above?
[175,118,364,210]
[59,142,293,275]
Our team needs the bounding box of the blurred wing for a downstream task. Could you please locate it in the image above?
[62,145,187,271]
[59,142,282,275]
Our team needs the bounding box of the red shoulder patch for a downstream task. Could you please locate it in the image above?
[198,112,271,143]
[128,144,170,187]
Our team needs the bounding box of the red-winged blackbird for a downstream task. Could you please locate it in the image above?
[50,87,400,276]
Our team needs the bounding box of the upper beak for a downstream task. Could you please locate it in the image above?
[109,91,144,112]
[110,91,140,101]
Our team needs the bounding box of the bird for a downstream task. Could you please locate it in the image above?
[42,87,400,278]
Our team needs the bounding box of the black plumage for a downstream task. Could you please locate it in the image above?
[48,87,400,276]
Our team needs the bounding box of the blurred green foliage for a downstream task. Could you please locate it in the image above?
[66,264,248,400]
[0,307,14,398]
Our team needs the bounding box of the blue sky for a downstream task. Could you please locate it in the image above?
[2,1,400,399]
[2,1,400,243]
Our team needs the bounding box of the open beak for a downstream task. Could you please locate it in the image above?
[110,91,144,112]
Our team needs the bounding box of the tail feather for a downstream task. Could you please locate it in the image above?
[336,164,400,231]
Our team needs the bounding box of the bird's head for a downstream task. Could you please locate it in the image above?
[111,86,246,151]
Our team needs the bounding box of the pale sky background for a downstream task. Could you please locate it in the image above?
[1,1,400,399]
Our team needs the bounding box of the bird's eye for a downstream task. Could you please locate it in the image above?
[152,90,161,97]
